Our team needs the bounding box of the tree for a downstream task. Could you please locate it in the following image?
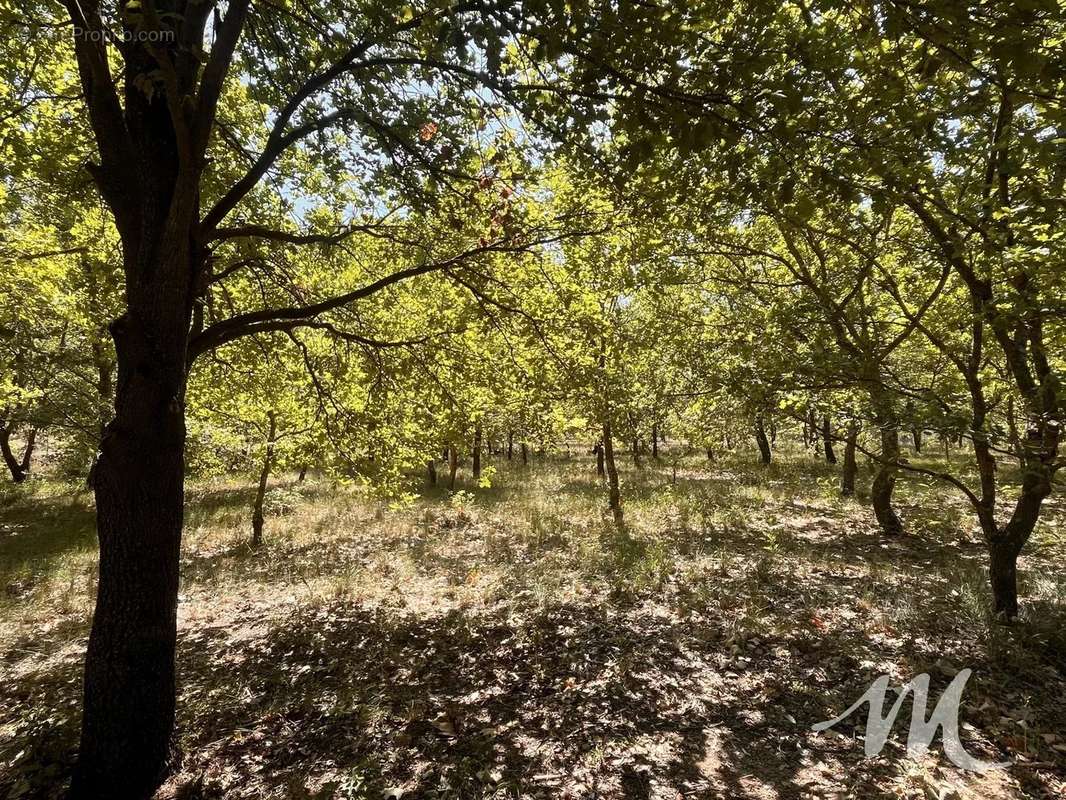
[7,2,582,793]
[778,0,1065,615]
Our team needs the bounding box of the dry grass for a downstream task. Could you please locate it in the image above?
[1,449,1065,799]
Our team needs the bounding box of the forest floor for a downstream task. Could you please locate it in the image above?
[2,451,1066,800]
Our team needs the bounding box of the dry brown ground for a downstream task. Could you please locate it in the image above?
[1,452,1065,799]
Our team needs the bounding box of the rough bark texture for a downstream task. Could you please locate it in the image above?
[72,310,190,799]
[754,415,772,465]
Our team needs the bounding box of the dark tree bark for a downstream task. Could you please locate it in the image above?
[841,421,858,497]
[988,537,1021,618]
[73,310,191,798]
[472,424,482,480]
[871,424,904,535]
[507,430,514,460]
[602,420,623,527]
[0,421,34,483]
[448,445,458,489]
[651,423,659,458]
[251,412,277,548]
[821,415,837,464]
[754,415,772,465]
[520,441,528,465]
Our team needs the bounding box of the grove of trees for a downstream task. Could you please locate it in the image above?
[1,1,1061,797]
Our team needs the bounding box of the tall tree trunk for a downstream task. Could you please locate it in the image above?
[472,424,482,479]
[73,310,190,798]
[841,421,858,497]
[251,412,277,548]
[602,420,623,527]
[754,415,772,465]
[507,430,514,460]
[448,445,458,489]
[871,424,904,535]
[821,415,837,464]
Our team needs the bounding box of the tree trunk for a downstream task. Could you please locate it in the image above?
[651,423,659,458]
[602,420,623,527]
[841,421,858,497]
[1005,396,1024,468]
[0,421,33,483]
[871,424,904,535]
[72,312,189,799]
[472,424,482,479]
[821,415,837,464]
[520,442,528,465]
[981,434,1055,618]
[448,445,458,489]
[754,415,772,465]
[251,412,277,548]
[988,539,1021,619]
[507,430,514,460]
